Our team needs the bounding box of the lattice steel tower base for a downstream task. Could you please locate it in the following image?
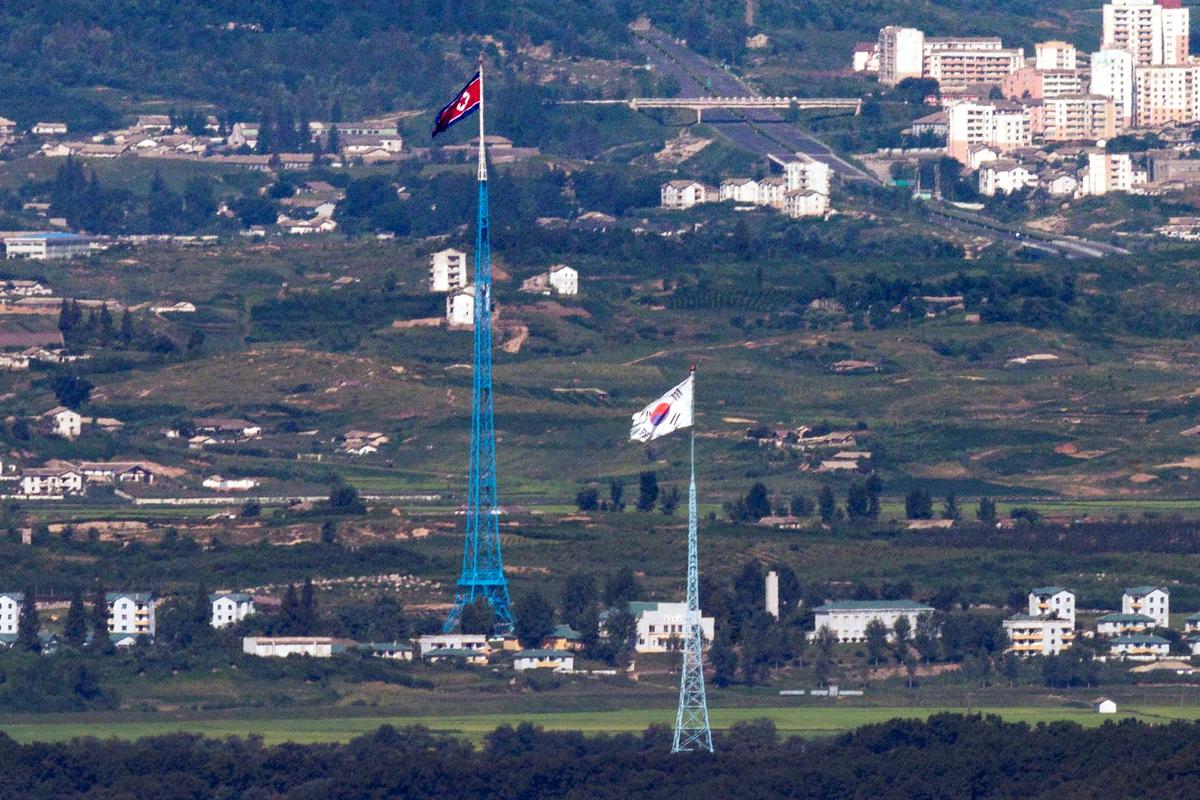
[673,433,713,753]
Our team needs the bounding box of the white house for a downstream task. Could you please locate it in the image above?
[629,601,715,653]
[784,161,832,196]
[1096,612,1157,637]
[210,593,255,628]
[447,285,476,327]
[3,232,91,260]
[243,636,354,658]
[364,642,414,660]
[548,264,578,297]
[979,160,1038,196]
[0,592,22,637]
[203,475,260,491]
[1028,587,1075,626]
[429,248,468,293]
[757,176,788,208]
[107,592,157,637]
[417,633,489,656]
[1094,697,1118,714]
[1185,613,1200,634]
[31,122,68,136]
[1189,636,1200,656]
[1108,634,1170,661]
[513,649,575,672]
[1044,173,1080,196]
[20,468,83,496]
[719,178,760,204]
[1122,586,1169,628]
[783,189,829,218]
[660,180,712,209]
[810,600,934,643]
[1003,614,1075,657]
[46,407,83,439]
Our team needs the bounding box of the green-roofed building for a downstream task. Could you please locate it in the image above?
[1122,586,1169,629]
[811,599,934,643]
[1027,586,1075,626]
[513,649,575,672]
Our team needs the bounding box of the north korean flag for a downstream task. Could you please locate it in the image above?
[431,72,482,137]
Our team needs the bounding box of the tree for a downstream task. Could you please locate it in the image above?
[91,584,111,651]
[602,607,637,667]
[327,476,364,513]
[709,632,738,686]
[560,572,597,632]
[608,479,625,511]
[943,492,960,520]
[52,374,93,409]
[240,500,261,518]
[659,485,681,516]
[64,589,87,647]
[905,488,933,520]
[790,495,814,517]
[818,485,838,524]
[636,471,659,512]
[281,584,302,633]
[575,487,599,512]
[16,587,39,652]
[977,496,997,523]
[459,597,494,635]
[846,481,870,520]
[604,568,638,607]
[893,614,912,650]
[865,474,882,519]
[865,618,889,665]
[513,590,555,648]
[301,577,317,631]
[321,519,338,545]
[744,482,771,521]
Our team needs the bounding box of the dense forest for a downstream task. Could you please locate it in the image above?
[2,715,1199,798]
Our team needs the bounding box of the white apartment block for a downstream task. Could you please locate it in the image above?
[548,264,578,296]
[210,593,255,628]
[784,161,832,196]
[1096,612,1157,636]
[107,592,157,637]
[1108,633,1170,661]
[1036,41,1078,71]
[878,27,925,85]
[978,161,1038,196]
[1091,49,1136,124]
[1028,587,1075,627]
[629,601,715,652]
[1003,614,1075,657]
[924,45,1024,92]
[1040,95,1117,142]
[757,176,788,209]
[660,180,713,209]
[1084,151,1139,195]
[446,285,476,327]
[946,102,1032,163]
[719,178,760,204]
[1134,64,1200,125]
[0,592,22,637]
[243,636,352,658]
[429,248,468,293]
[20,468,83,496]
[783,190,830,218]
[417,633,489,655]
[809,600,934,643]
[1103,0,1189,66]
[1122,586,1169,627]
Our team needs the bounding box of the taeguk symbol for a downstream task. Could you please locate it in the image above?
[650,402,672,427]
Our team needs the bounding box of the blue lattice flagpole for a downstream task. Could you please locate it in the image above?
[443,58,514,634]
[673,368,713,753]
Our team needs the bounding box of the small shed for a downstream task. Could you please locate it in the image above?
[1093,697,1117,714]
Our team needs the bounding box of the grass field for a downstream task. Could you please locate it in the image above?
[4,704,1198,745]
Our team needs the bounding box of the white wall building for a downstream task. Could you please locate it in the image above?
[1096,612,1157,637]
[629,601,715,652]
[1091,49,1136,125]
[548,264,578,296]
[210,593,255,628]
[20,468,83,496]
[1104,0,1190,66]
[1108,633,1170,661]
[513,650,575,672]
[446,285,476,327]
[783,190,829,218]
[243,636,352,658]
[947,102,1032,163]
[108,592,157,637]
[1036,41,1078,71]
[1122,586,1170,627]
[979,161,1038,196]
[1084,151,1138,195]
[719,178,760,204]
[429,248,468,293]
[1003,614,1075,657]
[0,592,22,637]
[660,180,713,209]
[878,26,926,85]
[48,408,83,439]
[1028,587,1076,627]
[1133,63,1200,126]
[784,161,832,196]
[3,233,91,260]
[810,600,934,643]
[417,633,489,655]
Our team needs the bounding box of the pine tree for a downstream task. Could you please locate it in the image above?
[91,584,111,650]
[281,584,301,633]
[321,519,337,545]
[327,125,340,156]
[119,309,134,344]
[98,303,114,341]
[64,588,87,647]
[16,587,39,652]
[300,578,316,632]
[818,485,837,523]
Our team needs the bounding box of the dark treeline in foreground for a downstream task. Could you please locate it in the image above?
[4,715,1200,799]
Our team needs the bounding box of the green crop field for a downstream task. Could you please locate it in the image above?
[4,704,1199,746]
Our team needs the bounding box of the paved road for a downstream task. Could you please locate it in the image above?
[928,210,1130,259]
[635,29,873,181]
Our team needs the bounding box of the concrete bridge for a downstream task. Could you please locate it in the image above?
[555,96,862,122]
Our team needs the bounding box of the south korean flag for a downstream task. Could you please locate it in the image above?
[630,374,694,442]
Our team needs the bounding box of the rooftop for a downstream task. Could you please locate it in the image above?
[1124,586,1168,596]
[1110,634,1170,645]
[814,600,934,612]
[1030,586,1068,596]
[1097,613,1156,623]
[515,649,573,659]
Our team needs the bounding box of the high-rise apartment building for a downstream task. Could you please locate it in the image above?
[1103,0,1189,65]
[878,26,925,85]
[1091,48,1137,124]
